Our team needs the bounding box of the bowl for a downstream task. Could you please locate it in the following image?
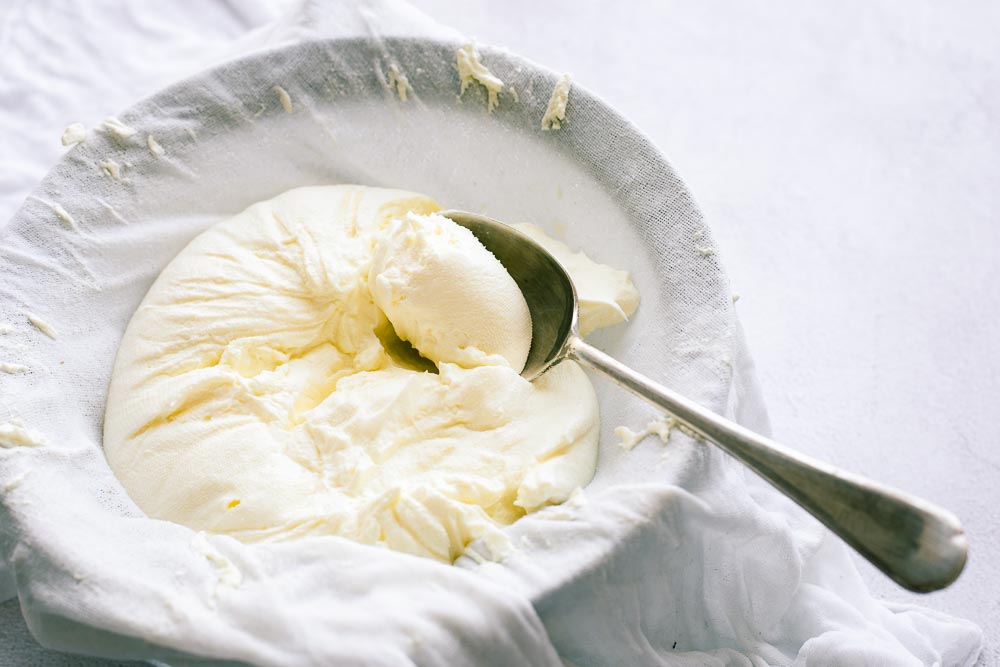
[0,36,739,664]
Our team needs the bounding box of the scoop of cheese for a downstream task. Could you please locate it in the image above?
[103,185,619,562]
[370,212,532,372]
[513,223,640,336]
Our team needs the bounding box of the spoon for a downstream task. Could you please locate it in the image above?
[442,209,967,593]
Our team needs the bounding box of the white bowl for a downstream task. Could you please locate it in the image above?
[0,37,738,664]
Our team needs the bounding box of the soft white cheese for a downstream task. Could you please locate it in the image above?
[386,64,412,102]
[615,416,675,451]
[190,532,243,592]
[103,185,637,563]
[27,313,57,339]
[457,43,503,113]
[274,85,293,113]
[370,212,531,371]
[0,422,47,448]
[3,470,30,493]
[51,202,75,227]
[61,122,86,147]
[147,135,165,156]
[541,74,572,130]
[513,222,640,335]
[98,159,123,181]
[101,117,137,139]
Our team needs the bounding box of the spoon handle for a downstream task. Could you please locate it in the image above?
[567,336,967,593]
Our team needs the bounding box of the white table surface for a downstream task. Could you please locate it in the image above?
[1,1,996,664]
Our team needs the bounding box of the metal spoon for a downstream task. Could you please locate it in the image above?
[442,209,967,593]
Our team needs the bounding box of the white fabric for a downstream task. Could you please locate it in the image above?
[0,1,984,666]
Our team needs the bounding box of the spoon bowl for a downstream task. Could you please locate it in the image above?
[442,209,968,594]
[442,210,577,380]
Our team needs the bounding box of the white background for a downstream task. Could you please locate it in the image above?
[1,1,996,664]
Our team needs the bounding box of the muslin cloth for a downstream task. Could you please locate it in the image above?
[0,1,983,665]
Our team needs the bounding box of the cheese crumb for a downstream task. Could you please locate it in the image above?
[27,313,57,339]
[0,362,27,374]
[541,74,572,130]
[27,197,76,228]
[61,123,86,147]
[190,532,243,592]
[98,160,122,180]
[51,203,75,228]
[3,470,31,493]
[274,85,293,113]
[615,416,676,451]
[0,422,47,448]
[696,246,715,257]
[101,117,137,139]
[457,42,503,113]
[387,64,412,102]
[147,135,165,156]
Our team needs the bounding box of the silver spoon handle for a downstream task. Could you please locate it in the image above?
[568,336,967,593]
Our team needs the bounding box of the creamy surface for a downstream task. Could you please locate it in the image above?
[104,185,637,562]
[370,212,532,371]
